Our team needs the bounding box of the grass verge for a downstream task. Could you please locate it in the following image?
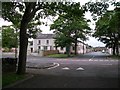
[107,55,120,60]
[2,72,26,87]
[47,54,76,58]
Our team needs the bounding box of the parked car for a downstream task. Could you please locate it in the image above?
[102,50,105,53]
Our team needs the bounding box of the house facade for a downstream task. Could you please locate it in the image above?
[28,33,88,55]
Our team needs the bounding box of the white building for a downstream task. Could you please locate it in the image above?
[28,33,88,54]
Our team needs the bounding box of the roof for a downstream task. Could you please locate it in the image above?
[35,33,55,39]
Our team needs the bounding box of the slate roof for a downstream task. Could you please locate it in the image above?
[35,33,55,39]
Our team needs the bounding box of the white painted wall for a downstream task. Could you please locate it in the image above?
[57,47,66,53]
[33,39,56,52]
[29,38,87,54]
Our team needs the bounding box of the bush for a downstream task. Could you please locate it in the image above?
[3,47,10,52]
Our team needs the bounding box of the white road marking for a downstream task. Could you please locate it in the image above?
[101,64,112,65]
[81,60,88,61]
[105,60,109,61]
[47,63,60,69]
[62,67,70,70]
[89,56,95,61]
[76,67,84,71]
[89,59,92,61]
[57,58,118,62]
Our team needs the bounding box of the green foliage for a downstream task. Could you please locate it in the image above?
[54,32,72,48]
[50,2,91,53]
[2,26,18,49]
[84,0,120,55]
[93,8,120,55]
[84,1,109,20]
[3,47,10,52]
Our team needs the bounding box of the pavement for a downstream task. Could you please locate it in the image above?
[3,62,59,89]
[3,74,119,88]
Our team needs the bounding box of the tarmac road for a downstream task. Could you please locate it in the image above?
[2,51,119,88]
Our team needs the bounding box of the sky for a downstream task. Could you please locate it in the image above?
[1,0,119,47]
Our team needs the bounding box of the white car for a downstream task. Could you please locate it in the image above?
[102,50,105,53]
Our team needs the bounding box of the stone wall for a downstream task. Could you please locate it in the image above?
[43,50,59,56]
[2,58,17,73]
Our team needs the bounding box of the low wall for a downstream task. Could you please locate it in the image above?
[2,58,17,73]
[43,50,59,56]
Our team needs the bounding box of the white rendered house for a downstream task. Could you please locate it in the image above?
[28,33,87,54]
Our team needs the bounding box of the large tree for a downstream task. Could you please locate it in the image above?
[84,0,120,55]
[2,2,58,74]
[93,8,120,55]
[2,1,83,74]
[50,2,91,55]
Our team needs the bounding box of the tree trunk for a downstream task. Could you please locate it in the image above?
[16,3,36,75]
[74,37,77,55]
[112,43,116,55]
[16,20,28,75]
[115,39,119,56]
[15,29,18,58]
[15,48,17,58]
[66,45,71,57]
[74,30,77,55]
[83,41,84,54]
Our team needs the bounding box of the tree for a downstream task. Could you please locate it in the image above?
[2,26,18,49]
[2,1,79,74]
[54,32,73,56]
[84,0,120,55]
[2,2,56,74]
[50,2,91,55]
[93,8,120,55]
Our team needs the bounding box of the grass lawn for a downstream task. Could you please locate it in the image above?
[2,72,27,87]
[47,54,76,58]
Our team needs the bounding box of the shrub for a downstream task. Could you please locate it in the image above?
[3,47,10,52]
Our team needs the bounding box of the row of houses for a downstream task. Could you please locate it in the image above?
[27,33,93,56]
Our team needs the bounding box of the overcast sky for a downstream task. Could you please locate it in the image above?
[1,0,119,47]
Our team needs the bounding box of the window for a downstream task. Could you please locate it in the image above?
[30,42,33,45]
[38,46,41,50]
[31,48,33,52]
[72,46,75,50]
[44,46,48,50]
[38,40,41,44]
[46,40,49,44]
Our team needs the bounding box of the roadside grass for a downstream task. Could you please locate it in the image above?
[107,55,120,60]
[47,54,76,58]
[2,72,26,87]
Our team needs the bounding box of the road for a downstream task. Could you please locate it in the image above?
[2,52,119,88]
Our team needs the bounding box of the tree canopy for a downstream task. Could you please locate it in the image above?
[2,26,18,49]
[50,2,91,55]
